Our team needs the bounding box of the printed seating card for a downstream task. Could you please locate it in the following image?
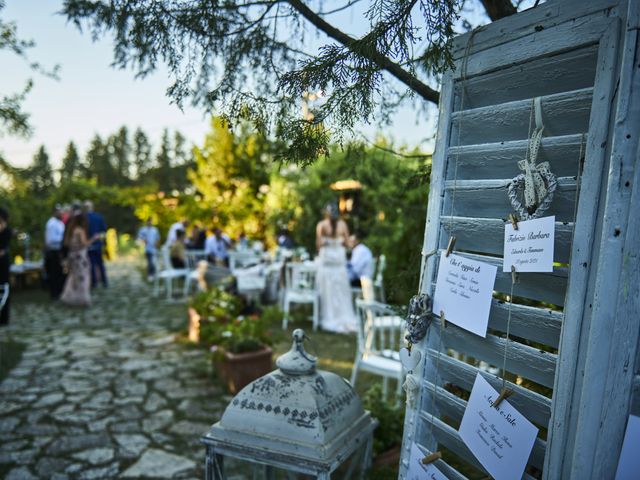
[433,252,497,337]
[406,443,447,480]
[615,415,640,479]
[459,374,538,480]
[503,216,555,272]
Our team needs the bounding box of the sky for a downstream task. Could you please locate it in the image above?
[0,0,491,169]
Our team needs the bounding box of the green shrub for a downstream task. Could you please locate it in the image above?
[363,384,405,455]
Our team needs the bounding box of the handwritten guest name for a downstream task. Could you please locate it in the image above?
[507,231,551,243]
[484,394,518,427]
[449,257,482,273]
[510,247,544,254]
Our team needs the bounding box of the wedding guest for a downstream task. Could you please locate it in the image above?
[0,208,11,326]
[165,218,190,247]
[186,224,206,250]
[60,211,93,307]
[44,205,66,299]
[61,204,72,224]
[277,228,295,249]
[237,232,249,251]
[347,232,374,288]
[205,227,231,266]
[170,229,187,269]
[137,218,160,281]
[84,200,108,288]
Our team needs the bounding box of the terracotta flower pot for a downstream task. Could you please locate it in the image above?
[214,347,273,394]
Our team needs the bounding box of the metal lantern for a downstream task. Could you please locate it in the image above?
[201,329,378,479]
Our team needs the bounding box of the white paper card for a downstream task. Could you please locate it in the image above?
[615,415,640,479]
[406,443,448,480]
[459,374,539,480]
[433,252,497,337]
[503,216,555,272]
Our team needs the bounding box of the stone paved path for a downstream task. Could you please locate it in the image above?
[0,260,229,479]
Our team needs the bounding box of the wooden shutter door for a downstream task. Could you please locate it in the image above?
[399,1,628,478]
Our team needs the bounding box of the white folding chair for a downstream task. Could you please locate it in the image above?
[153,246,189,300]
[374,254,386,303]
[351,298,405,399]
[360,276,375,302]
[281,263,319,331]
[183,250,208,296]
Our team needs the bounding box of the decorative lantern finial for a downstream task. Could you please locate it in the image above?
[276,328,317,375]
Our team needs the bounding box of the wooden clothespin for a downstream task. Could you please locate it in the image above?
[508,213,519,230]
[445,236,456,257]
[511,265,519,284]
[493,387,514,409]
[440,310,447,329]
[422,451,442,465]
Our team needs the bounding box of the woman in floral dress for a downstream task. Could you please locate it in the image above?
[61,212,93,306]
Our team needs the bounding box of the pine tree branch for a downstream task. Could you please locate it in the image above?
[286,0,440,105]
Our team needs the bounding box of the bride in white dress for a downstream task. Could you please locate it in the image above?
[315,205,357,333]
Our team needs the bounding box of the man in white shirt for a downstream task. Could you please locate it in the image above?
[205,228,232,266]
[347,233,374,287]
[44,206,66,299]
[165,219,190,247]
[137,218,161,281]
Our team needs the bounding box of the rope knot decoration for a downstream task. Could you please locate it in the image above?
[405,293,432,346]
[508,97,558,220]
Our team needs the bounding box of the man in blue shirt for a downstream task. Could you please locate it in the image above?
[84,200,108,288]
[347,232,374,287]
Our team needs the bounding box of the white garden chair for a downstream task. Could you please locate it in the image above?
[351,298,405,399]
[374,254,386,303]
[182,250,208,296]
[281,263,319,331]
[153,246,189,300]
[183,260,210,297]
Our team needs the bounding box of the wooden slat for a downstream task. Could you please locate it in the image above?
[446,134,585,180]
[450,88,593,146]
[410,443,468,480]
[440,216,574,265]
[488,299,562,349]
[421,381,547,469]
[420,412,487,473]
[450,0,616,57]
[426,351,552,427]
[452,13,612,78]
[435,251,569,306]
[454,46,598,110]
[441,177,578,223]
[432,318,558,389]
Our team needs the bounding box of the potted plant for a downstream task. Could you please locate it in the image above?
[188,287,242,343]
[208,313,274,394]
[193,288,276,393]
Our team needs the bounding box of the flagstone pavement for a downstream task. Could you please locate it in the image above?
[0,260,230,479]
